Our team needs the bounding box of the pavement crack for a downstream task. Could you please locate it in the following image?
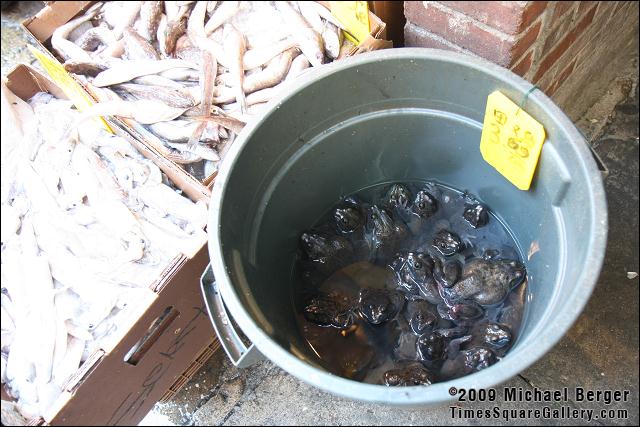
[518,373,535,388]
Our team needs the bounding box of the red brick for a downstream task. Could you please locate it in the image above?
[591,0,616,23]
[404,2,514,66]
[520,1,550,30]
[545,58,576,96]
[511,20,542,65]
[552,1,576,21]
[511,50,534,76]
[533,4,597,81]
[436,1,527,34]
[404,22,465,53]
[577,1,597,16]
[555,58,577,86]
[543,8,576,52]
[612,1,627,15]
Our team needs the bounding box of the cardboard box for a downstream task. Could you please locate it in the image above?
[2,64,219,426]
[22,1,392,186]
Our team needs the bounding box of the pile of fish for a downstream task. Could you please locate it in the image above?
[0,84,207,419]
[54,1,354,181]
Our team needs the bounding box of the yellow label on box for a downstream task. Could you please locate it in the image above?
[480,91,546,190]
[28,45,112,132]
[330,1,370,45]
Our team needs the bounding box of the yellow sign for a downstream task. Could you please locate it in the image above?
[330,1,370,45]
[480,91,546,190]
[28,45,112,132]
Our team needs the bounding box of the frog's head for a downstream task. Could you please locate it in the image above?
[497,259,526,289]
[367,205,395,237]
[300,232,331,262]
[334,207,362,234]
[412,190,438,218]
[386,184,411,209]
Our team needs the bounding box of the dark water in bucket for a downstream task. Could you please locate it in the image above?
[293,181,527,386]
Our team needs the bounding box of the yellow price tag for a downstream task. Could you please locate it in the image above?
[480,91,546,191]
[329,1,370,45]
[28,45,112,132]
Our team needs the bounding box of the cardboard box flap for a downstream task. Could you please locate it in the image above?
[22,1,94,43]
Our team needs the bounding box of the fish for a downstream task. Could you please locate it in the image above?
[64,60,109,77]
[157,13,169,56]
[187,49,218,149]
[322,21,342,60]
[158,67,201,81]
[184,113,246,134]
[99,38,126,59]
[285,53,311,80]
[213,47,296,100]
[164,10,189,55]
[112,1,144,40]
[167,140,220,162]
[187,0,208,42]
[243,37,297,70]
[137,182,207,225]
[51,3,103,62]
[123,27,161,60]
[275,1,324,67]
[92,58,199,87]
[204,0,240,35]
[138,1,163,42]
[132,74,186,89]
[114,83,196,108]
[309,1,349,31]
[74,23,117,51]
[148,120,200,143]
[223,24,248,113]
[297,1,324,33]
[244,48,296,94]
[222,85,278,111]
[72,99,187,125]
[176,45,204,65]
[164,1,180,21]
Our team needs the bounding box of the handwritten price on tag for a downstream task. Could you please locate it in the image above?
[480,91,546,190]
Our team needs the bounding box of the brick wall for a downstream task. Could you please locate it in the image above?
[404,1,639,120]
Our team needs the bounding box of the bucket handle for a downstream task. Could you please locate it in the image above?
[200,264,262,368]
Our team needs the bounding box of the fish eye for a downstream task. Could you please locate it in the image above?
[414,261,422,269]
[418,202,425,209]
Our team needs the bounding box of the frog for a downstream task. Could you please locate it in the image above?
[365,205,408,262]
[300,231,353,275]
[463,203,489,228]
[440,347,497,379]
[385,183,412,210]
[334,206,363,234]
[440,258,526,306]
[303,293,354,329]
[411,189,438,218]
[417,331,447,367]
[465,322,513,356]
[404,299,438,335]
[437,301,484,325]
[383,363,434,386]
[433,258,461,288]
[357,288,405,325]
[432,229,464,256]
[389,252,442,304]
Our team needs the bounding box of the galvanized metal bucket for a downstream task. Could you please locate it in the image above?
[202,48,607,405]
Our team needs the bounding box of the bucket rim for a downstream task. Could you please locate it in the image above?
[208,48,608,404]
